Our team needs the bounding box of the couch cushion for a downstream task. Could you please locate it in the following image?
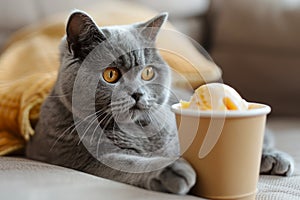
[0,156,202,200]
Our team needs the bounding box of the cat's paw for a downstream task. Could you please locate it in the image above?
[260,149,295,176]
[149,158,196,194]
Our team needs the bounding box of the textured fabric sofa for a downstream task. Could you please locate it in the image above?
[0,0,300,200]
[1,118,299,200]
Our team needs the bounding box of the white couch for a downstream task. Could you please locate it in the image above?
[1,118,299,200]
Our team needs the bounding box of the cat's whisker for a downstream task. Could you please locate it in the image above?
[96,115,114,158]
[90,103,109,107]
[89,121,104,145]
[110,100,127,105]
[149,108,172,128]
[80,107,109,116]
[49,124,76,152]
[110,98,133,106]
[101,115,114,133]
[111,111,119,122]
[147,112,163,137]
[89,112,111,144]
[50,113,97,151]
[146,111,154,124]
[50,109,106,151]
[77,113,103,145]
[151,108,174,125]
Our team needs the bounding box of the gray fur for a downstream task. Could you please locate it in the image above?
[26,11,294,196]
[260,129,294,176]
[26,11,196,194]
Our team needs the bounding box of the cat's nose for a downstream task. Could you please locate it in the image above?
[131,92,143,102]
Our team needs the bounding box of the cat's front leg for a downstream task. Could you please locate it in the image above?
[260,129,295,176]
[148,157,196,194]
[87,153,196,194]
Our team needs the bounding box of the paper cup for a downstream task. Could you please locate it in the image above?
[171,103,271,200]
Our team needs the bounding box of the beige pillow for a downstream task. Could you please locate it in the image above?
[209,0,300,116]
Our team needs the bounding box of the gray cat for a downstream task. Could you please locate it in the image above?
[26,11,294,195]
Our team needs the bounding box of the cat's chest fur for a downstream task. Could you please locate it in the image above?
[105,125,178,156]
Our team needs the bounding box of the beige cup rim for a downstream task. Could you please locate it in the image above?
[171,102,271,118]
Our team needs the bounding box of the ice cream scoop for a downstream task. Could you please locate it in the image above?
[181,83,248,111]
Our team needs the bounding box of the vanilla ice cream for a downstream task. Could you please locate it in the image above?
[181,83,248,111]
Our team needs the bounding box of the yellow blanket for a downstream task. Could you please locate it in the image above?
[0,1,221,155]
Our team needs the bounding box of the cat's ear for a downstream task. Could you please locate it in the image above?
[136,13,168,41]
[66,11,106,59]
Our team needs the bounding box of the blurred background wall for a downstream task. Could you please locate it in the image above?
[0,0,209,48]
[0,0,299,117]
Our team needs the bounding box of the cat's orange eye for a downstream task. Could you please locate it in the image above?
[141,66,154,81]
[103,67,121,83]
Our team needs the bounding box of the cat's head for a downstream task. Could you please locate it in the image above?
[57,11,171,128]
